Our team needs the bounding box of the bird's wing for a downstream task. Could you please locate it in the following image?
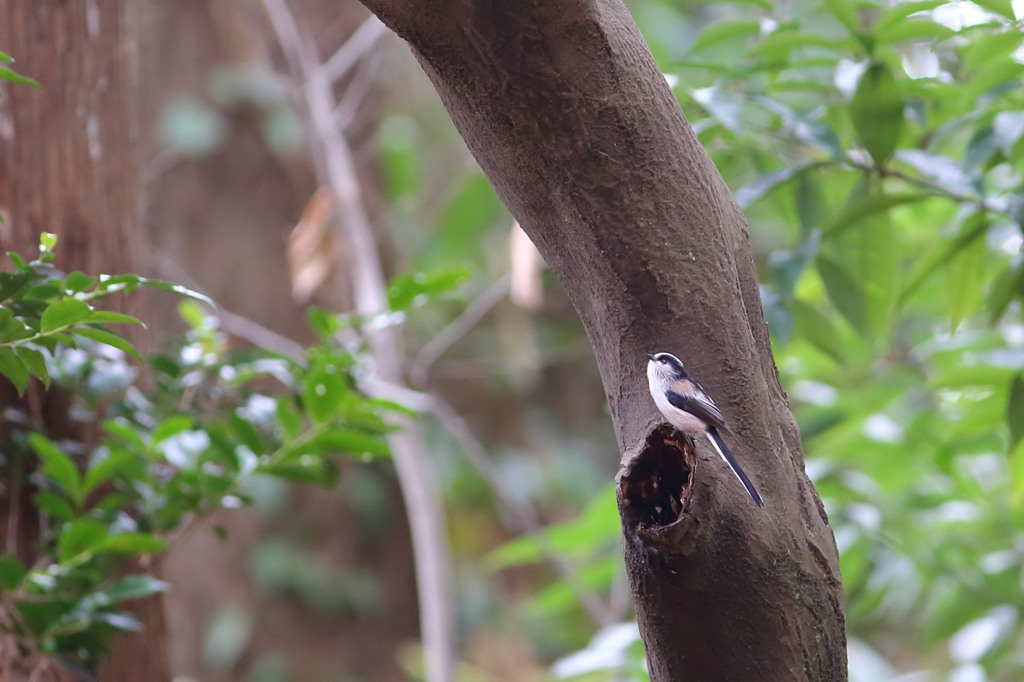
[666,387,729,432]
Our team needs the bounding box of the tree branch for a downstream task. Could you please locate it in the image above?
[257,3,455,681]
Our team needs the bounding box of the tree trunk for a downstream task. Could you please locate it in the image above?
[0,2,170,680]
[353,1,847,680]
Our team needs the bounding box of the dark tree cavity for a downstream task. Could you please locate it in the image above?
[355,0,847,679]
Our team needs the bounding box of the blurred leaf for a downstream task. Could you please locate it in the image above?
[82,451,137,498]
[1008,373,1024,450]
[258,457,340,486]
[15,346,50,388]
[307,428,390,459]
[875,19,954,44]
[770,230,821,300]
[946,225,988,330]
[0,555,26,591]
[971,0,1015,20]
[302,360,348,424]
[823,0,859,36]
[35,491,76,522]
[30,434,81,501]
[690,19,760,52]
[735,162,824,208]
[86,311,142,326]
[851,63,904,167]
[826,192,932,236]
[817,256,867,330]
[387,267,472,312]
[99,575,169,603]
[791,300,846,363]
[287,188,334,304]
[960,30,1022,72]
[58,519,109,564]
[152,416,195,444]
[902,212,989,303]
[0,348,30,395]
[72,327,140,359]
[96,533,165,556]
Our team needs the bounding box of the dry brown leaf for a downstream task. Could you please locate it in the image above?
[287,188,334,303]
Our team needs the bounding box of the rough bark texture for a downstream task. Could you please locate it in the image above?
[0,2,170,680]
[355,1,847,680]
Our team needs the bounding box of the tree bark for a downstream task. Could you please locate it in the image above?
[0,2,170,681]
[354,1,847,680]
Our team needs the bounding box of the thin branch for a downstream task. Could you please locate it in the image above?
[319,16,388,84]
[151,255,306,363]
[430,394,615,627]
[410,274,510,386]
[256,3,455,681]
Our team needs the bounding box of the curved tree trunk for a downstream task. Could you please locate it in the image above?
[353,1,847,680]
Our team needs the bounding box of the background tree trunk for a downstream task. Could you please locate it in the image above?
[352,1,847,680]
[0,2,170,680]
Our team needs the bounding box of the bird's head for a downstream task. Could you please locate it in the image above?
[647,352,687,387]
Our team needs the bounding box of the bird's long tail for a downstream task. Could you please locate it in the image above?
[706,427,763,507]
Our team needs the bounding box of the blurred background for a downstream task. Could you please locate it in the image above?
[3,0,1024,680]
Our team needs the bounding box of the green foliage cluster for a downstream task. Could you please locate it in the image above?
[0,236,471,667]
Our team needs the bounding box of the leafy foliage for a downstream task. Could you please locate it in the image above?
[0,236,415,667]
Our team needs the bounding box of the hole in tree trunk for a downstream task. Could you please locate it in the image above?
[618,423,697,531]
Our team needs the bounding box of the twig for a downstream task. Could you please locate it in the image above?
[430,394,615,627]
[319,17,388,84]
[257,3,455,681]
[151,254,306,363]
[410,274,510,387]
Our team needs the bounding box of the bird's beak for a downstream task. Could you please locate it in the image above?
[647,354,656,361]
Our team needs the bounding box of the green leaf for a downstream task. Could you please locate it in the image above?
[0,66,38,87]
[40,298,91,332]
[63,271,96,294]
[30,434,81,500]
[0,52,12,63]
[960,30,1022,72]
[822,0,859,35]
[276,397,303,440]
[851,62,904,167]
[96,532,165,555]
[1008,373,1024,450]
[791,300,846,363]
[0,270,31,301]
[307,428,390,459]
[99,575,170,602]
[86,310,142,326]
[972,0,1016,20]
[102,418,147,449]
[82,451,136,498]
[690,19,761,53]
[0,555,26,591]
[735,162,824,208]
[39,232,57,252]
[58,518,109,564]
[34,491,76,522]
[875,19,955,44]
[902,212,990,302]
[257,457,341,486]
[72,326,140,359]
[826,192,932,236]
[0,348,29,395]
[387,266,473,312]
[988,263,1023,324]
[15,346,50,388]
[817,257,868,330]
[302,362,349,424]
[770,230,821,300]
[152,415,194,444]
[874,1,947,33]
[947,225,988,330]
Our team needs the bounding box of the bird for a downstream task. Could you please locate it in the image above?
[646,352,763,507]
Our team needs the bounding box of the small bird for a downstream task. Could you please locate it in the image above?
[647,352,763,507]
